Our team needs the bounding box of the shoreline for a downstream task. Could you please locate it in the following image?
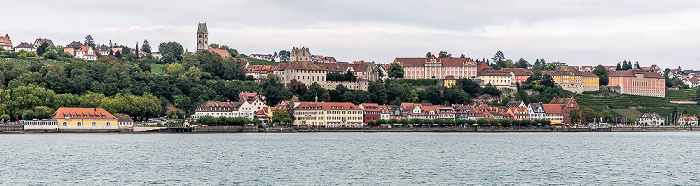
[2,126,697,133]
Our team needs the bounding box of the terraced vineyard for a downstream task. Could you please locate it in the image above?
[575,89,700,119]
[244,57,277,66]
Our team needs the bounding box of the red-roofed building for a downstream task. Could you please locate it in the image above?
[394,55,477,79]
[359,103,380,123]
[501,68,533,84]
[293,102,364,127]
[246,65,275,82]
[0,34,12,51]
[75,46,97,61]
[208,48,231,58]
[549,97,579,124]
[608,69,665,97]
[50,107,119,130]
[542,104,564,124]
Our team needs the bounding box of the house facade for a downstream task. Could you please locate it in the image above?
[394,55,478,79]
[292,102,364,127]
[678,116,699,126]
[0,34,12,51]
[75,46,97,61]
[272,61,378,91]
[50,108,119,130]
[608,69,666,97]
[527,103,546,120]
[637,113,665,126]
[543,66,599,93]
[14,42,34,52]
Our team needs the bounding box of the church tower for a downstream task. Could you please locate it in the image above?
[197,22,208,51]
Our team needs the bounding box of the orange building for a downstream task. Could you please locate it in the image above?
[608,69,665,97]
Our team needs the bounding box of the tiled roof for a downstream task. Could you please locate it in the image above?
[34,38,54,46]
[360,103,380,112]
[295,102,361,110]
[66,41,83,48]
[501,68,533,76]
[208,48,230,58]
[0,36,11,46]
[276,61,372,72]
[393,56,476,67]
[608,69,664,79]
[477,62,491,73]
[15,42,33,48]
[115,114,133,122]
[542,104,563,114]
[581,71,598,77]
[195,100,244,112]
[479,69,511,76]
[50,108,117,120]
[639,113,662,119]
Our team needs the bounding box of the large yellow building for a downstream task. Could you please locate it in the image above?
[293,102,364,127]
[50,108,119,130]
[544,66,599,93]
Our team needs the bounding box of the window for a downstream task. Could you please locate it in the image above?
[63,122,67,126]
[92,122,96,126]
[106,122,111,126]
[77,122,82,126]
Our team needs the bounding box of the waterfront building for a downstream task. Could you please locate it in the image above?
[542,104,564,124]
[543,66,599,93]
[678,116,698,126]
[508,107,529,120]
[359,103,381,123]
[50,108,119,130]
[292,102,364,127]
[527,103,546,120]
[388,105,404,120]
[378,105,391,120]
[401,103,425,119]
[33,38,54,49]
[22,120,58,130]
[116,114,134,129]
[550,97,579,124]
[191,92,264,120]
[500,68,533,85]
[394,55,477,79]
[0,34,12,51]
[14,42,34,52]
[608,69,665,97]
[272,61,379,91]
[637,113,665,126]
[437,106,456,120]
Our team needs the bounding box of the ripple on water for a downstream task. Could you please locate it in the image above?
[0,132,699,184]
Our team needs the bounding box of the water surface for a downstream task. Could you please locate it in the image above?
[1,132,698,185]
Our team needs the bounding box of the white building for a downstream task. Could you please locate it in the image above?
[75,46,97,61]
[527,103,546,120]
[637,113,665,126]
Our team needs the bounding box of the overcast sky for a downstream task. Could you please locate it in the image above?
[4,0,700,68]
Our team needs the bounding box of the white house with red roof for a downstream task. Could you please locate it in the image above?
[0,34,12,51]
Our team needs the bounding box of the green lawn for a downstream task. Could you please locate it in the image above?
[151,64,166,75]
[244,57,277,66]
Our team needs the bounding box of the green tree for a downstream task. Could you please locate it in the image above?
[158,42,184,62]
[569,108,581,124]
[387,62,404,79]
[33,106,54,119]
[287,79,308,96]
[438,51,451,58]
[36,42,49,56]
[84,35,96,49]
[516,58,529,68]
[425,52,432,57]
[544,64,556,71]
[592,65,609,85]
[0,114,10,121]
[22,109,35,120]
[581,107,600,123]
[302,82,330,102]
[141,40,151,54]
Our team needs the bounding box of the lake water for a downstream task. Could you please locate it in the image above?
[1,132,699,185]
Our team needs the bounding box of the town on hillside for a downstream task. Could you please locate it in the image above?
[2,22,700,132]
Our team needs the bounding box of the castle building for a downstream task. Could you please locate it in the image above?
[272,61,379,91]
[608,69,665,97]
[394,55,478,79]
[290,47,311,62]
[197,23,208,51]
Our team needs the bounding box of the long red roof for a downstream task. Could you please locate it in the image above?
[50,108,117,119]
